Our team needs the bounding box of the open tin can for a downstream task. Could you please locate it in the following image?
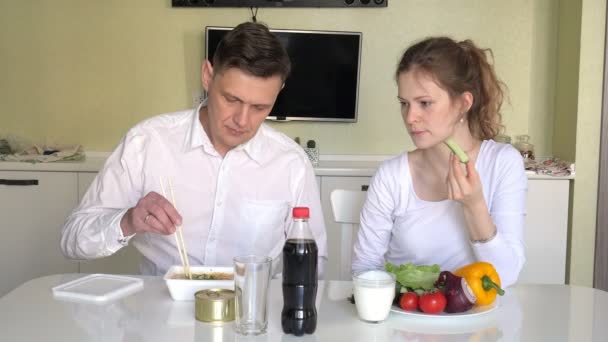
[195,289,235,323]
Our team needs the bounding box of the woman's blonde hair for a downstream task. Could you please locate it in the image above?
[396,37,506,140]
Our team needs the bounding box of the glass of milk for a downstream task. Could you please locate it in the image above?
[352,270,396,322]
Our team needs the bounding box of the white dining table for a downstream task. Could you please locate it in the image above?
[1,274,607,341]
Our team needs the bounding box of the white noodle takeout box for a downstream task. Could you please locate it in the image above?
[163,265,234,301]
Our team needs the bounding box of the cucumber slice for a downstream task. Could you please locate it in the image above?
[444,138,469,163]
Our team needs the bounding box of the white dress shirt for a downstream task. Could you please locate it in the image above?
[352,140,527,287]
[61,103,327,276]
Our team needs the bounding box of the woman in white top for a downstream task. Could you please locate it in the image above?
[352,37,527,288]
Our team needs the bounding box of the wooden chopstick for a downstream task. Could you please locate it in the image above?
[168,178,191,279]
[159,177,192,279]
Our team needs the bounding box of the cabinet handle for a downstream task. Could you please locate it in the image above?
[361,185,369,191]
[0,179,39,186]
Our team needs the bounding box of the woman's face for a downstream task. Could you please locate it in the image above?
[397,69,464,149]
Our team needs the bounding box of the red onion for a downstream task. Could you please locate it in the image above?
[435,271,477,313]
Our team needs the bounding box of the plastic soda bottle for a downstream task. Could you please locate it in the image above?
[281,207,318,336]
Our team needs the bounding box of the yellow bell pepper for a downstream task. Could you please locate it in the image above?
[454,262,505,306]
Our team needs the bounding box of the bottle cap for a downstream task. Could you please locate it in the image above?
[292,207,310,219]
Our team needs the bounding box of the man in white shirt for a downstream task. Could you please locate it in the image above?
[61,22,327,277]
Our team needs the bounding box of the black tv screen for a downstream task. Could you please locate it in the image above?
[205,26,361,122]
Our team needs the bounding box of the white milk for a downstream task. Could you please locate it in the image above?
[353,270,396,322]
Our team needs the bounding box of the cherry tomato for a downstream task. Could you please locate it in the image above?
[399,292,419,312]
[419,291,447,314]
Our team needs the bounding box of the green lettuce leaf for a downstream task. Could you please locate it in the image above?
[385,262,441,290]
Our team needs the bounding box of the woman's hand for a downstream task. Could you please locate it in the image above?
[120,191,182,237]
[446,153,485,207]
[447,153,497,242]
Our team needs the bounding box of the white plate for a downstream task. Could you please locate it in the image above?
[391,301,497,318]
[52,274,144,304]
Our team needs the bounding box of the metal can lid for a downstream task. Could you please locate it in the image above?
[195,289,235,323]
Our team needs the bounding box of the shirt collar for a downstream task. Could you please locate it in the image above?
[184,100,266,164]
[235,125,266,165]
[185,101,209,151]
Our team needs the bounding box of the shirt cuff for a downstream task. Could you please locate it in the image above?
[108,208,135,249]
[117,232,136,246]
[470,228,498,244]
[471,230,504,259]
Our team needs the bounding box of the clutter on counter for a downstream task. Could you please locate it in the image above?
[514,134,535,161]
[0,144,84,163]
[493,133,573,177]
[0,136,84,163]
[524,157,575,177]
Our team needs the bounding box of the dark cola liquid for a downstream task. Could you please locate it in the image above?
[281,239,318,336]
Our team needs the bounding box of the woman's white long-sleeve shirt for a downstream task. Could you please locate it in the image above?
[352,140,527,287]
[61,105,327,276]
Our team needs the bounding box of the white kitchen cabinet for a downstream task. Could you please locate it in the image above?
[0,171,79,296]
[76,172,141,275]
[76,172,97,200]
[518,178,570,284]
[320,176,371,280]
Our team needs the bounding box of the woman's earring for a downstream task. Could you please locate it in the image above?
[460,116,465,123]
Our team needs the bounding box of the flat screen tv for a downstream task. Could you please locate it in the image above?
[205,26,362,122]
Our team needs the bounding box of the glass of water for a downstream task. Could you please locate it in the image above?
[233,255,272,335]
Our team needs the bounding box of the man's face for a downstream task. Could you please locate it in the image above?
[200,61,283,156]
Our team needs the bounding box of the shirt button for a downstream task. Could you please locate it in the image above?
[216,201,222,207]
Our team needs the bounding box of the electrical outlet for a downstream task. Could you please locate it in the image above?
[192,90,206,106]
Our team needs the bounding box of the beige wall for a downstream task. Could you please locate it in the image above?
[1,0,554,155]
[527,0,559,159]
[568,0,605,286]
[554,1,581,161]
[0,0,603,286]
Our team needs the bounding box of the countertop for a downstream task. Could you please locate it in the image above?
[0,153,575,179]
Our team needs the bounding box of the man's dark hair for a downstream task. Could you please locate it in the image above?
[212,22,291,82]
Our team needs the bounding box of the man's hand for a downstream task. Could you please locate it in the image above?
[120,191,182,237]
